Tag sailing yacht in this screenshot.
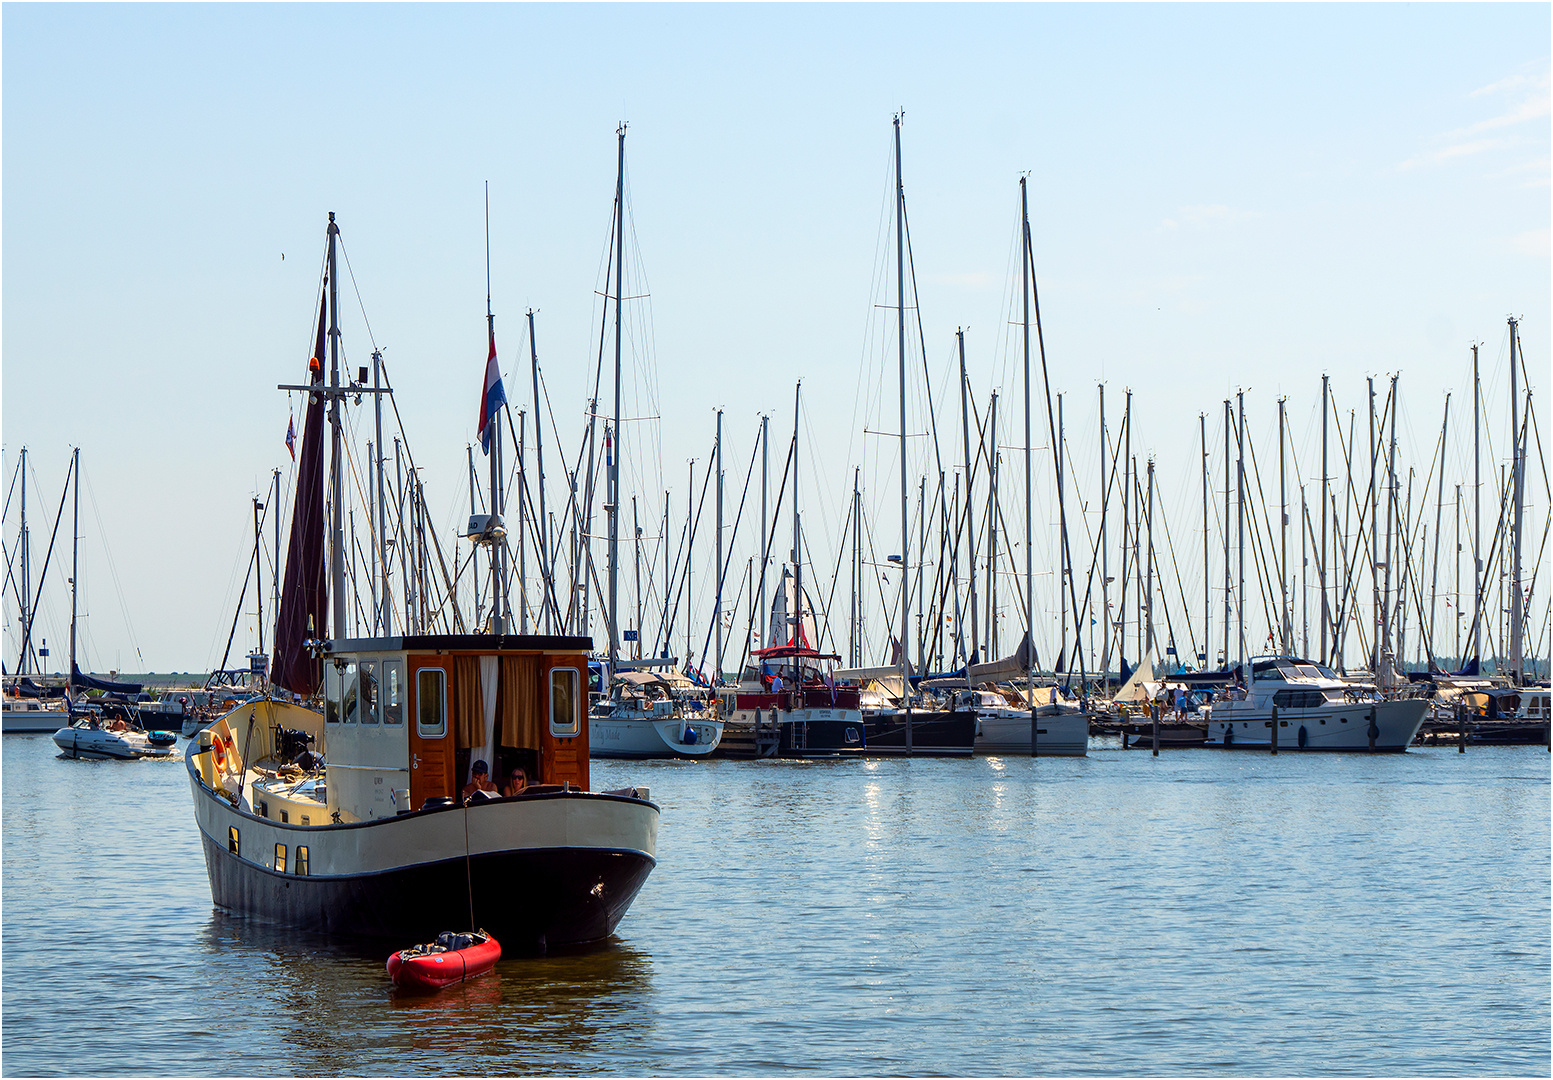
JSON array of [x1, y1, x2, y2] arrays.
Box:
[[185, 214, 659, 951], [590, 669, 722, 758], [719, 567, 866, 756]]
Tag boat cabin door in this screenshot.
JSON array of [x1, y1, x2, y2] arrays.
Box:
[[408, 657, 455, 810]]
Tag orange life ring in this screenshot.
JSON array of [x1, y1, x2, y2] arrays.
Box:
[[211, 734, 228, 773]]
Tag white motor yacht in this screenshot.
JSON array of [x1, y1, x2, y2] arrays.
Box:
[[1204, 656, 1427, 751]]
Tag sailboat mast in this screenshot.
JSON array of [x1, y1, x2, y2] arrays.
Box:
[[715, 407, 724, 683], [607, 123, 626, 684], [17, 447, 28, 675], [1279, 396, 1289, 652], [1320, 374, 1329, 663], [1200, 412, 1209, 671], [1509, 316, 1524, 685], [1471, 344, 1482, 663], [69, 447, 79, 692], [485, 185, 506, 635], [759, 413, 769, 649], [254, 496, 266, 654], [1021, 175, 1034, 747], [1429, 394, 1450, 663], [327, 214, 346, 640], [528, 311, 551, 634], [1236, 388, 1246, 674], [959, 330, 979, 665], [987, 392, 999, 658], [895, 115, 911, 746], [792, 382, 802, 686]]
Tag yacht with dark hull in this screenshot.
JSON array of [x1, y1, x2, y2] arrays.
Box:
[[187, 634, 658, 951], [187, 213, 658, 952]]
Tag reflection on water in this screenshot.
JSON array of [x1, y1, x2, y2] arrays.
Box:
[[2, 734, 1548, 1076]]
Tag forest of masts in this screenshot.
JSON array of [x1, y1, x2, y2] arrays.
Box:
[[10, 132, 1544, 695]]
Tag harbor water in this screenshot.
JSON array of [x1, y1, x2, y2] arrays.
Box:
[[2, 735, 1548, 1076]]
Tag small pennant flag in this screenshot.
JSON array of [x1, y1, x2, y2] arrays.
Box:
[[285, 415, 296, 460]]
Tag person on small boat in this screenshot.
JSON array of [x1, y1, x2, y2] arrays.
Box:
[[461, 760, 498, 802], [502, 768, 528, 797]]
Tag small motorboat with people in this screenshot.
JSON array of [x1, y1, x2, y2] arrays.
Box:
[[1203, 655, 1428, 751], [387, 929, 501, 992], [54, 711, 177, 760], [589, 668, 723, 759]]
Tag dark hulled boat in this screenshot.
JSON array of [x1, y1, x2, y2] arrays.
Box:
[[187, 214, 658, 952]]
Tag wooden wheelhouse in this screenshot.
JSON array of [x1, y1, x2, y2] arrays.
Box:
[[322, 634, 594, 819]]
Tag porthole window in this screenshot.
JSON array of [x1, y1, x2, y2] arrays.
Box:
[[275, 844, 287, 873], [296, 846, 310, 876], [228, 827, 240, 855], [550, 667, 581, 737]]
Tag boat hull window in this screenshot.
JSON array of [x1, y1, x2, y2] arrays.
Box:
[[383, 660, 404, 725], [228, 827, 240, 855], [417, 668, 447, 737], [274, 844, 287, 873], [296, 846, 309, 875], [551, 667, 580, 738]]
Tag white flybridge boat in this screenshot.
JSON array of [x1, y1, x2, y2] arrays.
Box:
[[1203, 656, 1428, 751], [186, 213, 658, 952], [590, 670, 722, 758]]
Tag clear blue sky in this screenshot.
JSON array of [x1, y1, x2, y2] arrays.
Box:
[[4, 4, 1548, 676]]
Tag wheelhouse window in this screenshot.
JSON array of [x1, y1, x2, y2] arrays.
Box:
[[341, 661, 360, 723], [274, 844, 287, 873], [417, 668, 447, 737], [228, 827, 240, 855], [325, 663, 341, 724], [550, 667, 581, 737], [360, 662, 379, 724], [382, 660, 404, 725]]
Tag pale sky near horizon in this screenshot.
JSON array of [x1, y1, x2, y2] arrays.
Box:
[[3, 3, 1548, 677]]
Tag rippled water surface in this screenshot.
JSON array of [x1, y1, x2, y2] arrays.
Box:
[[3, 736, 1548, 1076]]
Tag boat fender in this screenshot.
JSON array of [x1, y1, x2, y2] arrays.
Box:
[[683, 726, 698, 745], [211, 734, 229, 773], [1297, 725, 1307, 749]]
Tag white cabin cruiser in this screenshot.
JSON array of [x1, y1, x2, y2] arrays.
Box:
[[1204, 656, 1427, 751], [590, 670, 722, 759]]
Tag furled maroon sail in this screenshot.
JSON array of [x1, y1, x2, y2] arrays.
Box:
[[270, 286, 329, 696]]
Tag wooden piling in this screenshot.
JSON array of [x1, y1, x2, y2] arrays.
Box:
[[1270, 704, 1278, 755], [1151, 703, 1159, 756], [1457, 702, 1466, 754]]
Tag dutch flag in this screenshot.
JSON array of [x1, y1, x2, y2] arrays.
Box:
[[477, 328, 507, 455]]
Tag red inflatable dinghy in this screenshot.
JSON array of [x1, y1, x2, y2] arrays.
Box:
[[387, 930, 501, 991]]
